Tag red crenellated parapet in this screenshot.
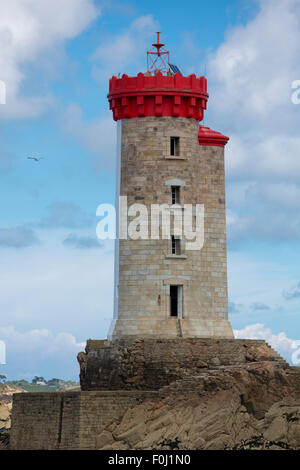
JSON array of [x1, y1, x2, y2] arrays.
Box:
[[198, 125, 229, 147], [107, 72, 209, 121]]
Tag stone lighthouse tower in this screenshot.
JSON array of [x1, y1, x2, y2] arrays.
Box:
[[11, 35, 297, 453], [107, 34, 233, 340]]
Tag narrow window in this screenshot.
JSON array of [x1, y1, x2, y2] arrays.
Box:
[[170, 285, 183, 318], [171, 235, 180, 255], [171, 186, 180, 205], [170, 137, 180, 156]]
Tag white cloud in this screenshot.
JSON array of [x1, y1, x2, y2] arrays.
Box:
[[63, 233, 103, 249], [227, 179, 300, 243], [0, 325, 85, 355], [226, 135, 300, 183], [250, 302, 270, 311], [0, 230, 113, 340], [0, 230, 114, 379], [37, 201, 95, 229], [102, 1, 138, 17], [178, 31, 204, 76], [234, 323, 297, 364], [0, 325, 85, 380], [206, 0, 300, 244], [282, 281, 300, 300], [209, 0, 300, 129], [227, 250, 298, 311], [70, 15, 159, 169], [91, 15, 159, 81], [0, 226, 38, 248], [60, 104, 116, 169], [0, 0, 99, 118]]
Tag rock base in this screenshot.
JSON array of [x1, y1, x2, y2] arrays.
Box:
[[9, 338, 300, 450], [77, 337, 288, 391]]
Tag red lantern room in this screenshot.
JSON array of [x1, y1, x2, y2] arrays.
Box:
[[107, 33, 228, 148]]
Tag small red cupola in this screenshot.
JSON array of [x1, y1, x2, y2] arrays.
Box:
[[198, 126, 229, 147]]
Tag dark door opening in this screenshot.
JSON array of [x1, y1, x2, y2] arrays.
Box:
[[170, 285, 183, 318], [170, 285, 178, 317]]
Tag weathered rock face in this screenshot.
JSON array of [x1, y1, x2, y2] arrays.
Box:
[[95, 363, 300, 450], [0, 384, 25, 450], [78, 338, 288, 391], [76, 337, 300, 450], [0, 384, 25, 431]]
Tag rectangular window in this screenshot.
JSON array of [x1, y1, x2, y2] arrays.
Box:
[[171, 235, 180, 255], [170, 136, 180, 156], [170, 285, 183, 318], [171, 186, 180, 205]]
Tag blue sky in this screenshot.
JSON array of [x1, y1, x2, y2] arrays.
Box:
[[1, 0, 300, 380]]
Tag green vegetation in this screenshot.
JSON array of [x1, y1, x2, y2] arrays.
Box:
[[5, 378, 80, 392]]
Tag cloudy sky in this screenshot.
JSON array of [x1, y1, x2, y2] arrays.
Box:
[[1, 0, 300, 380]]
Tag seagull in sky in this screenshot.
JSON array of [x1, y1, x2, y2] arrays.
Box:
[[27, 156, 43, 162]]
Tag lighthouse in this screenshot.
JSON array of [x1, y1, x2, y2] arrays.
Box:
[[107, 33, 233, 340]]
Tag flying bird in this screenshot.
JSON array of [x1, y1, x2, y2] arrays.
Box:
[[27, 157, 43, 162]]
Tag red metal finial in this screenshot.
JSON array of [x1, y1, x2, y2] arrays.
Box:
[[147, 32, 170, 74], [152, 32, 164, 55]]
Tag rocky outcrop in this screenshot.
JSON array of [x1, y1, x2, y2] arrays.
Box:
[[0, 384, 25, 450], [75, 338, 300, 450], [94, 362, 300, 450], [10, 338, 300, 450], [78, 338, 288, 391], [0, 384, 25, 431]]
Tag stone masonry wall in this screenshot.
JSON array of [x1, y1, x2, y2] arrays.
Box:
[[10, 392, 80, 450], [10, 391, 157, 450], [113, 116, 232, 339]]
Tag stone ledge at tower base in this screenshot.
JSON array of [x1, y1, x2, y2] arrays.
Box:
[[110, 318, 234, 341], [9, 338, 300, 450], [78, 337, 288, 391]]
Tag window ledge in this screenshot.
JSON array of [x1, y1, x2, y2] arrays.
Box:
[[165, 155, 186, 160], [165, 254, 187, 260], [165, 205, 184, 211]]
